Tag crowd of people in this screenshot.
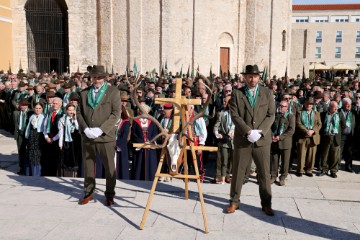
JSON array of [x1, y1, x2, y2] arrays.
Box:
[[0, 65, 359, 186]]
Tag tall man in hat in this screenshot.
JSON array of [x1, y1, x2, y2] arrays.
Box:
[[227, 64, 275, 216], [77, 65, 121, 206]]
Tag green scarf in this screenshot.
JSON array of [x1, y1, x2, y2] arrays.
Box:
[[245, 85, 259, 108], [301, 110, 314, 130], [324, 112, 339, 135], [88, 83, 108, 109], [272, 111, 289, 136], [46, 109, 62, 134], [341, 109, 352, 128]]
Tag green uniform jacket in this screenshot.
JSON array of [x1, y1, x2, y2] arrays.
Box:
[[77, 85, 121, 143], [229, 86, 276, 148]]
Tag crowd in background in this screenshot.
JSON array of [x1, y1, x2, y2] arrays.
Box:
[[0, 67, 359, 184]]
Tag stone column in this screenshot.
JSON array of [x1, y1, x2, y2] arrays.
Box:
[[11, 0, 27, 72]]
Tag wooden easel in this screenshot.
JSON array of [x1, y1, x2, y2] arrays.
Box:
[[133, 78, 217, 233]]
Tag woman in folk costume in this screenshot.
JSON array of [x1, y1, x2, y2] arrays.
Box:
[[25, 102, 45, 176], [186, 105, 208, 182], [131, 104, 159, 181], [116, 106, 131, 179], [58, 103, 81, 177]]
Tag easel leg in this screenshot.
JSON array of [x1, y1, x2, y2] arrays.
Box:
[[139, 148, 166, 230], [190, 144, 209, 233], [183, 142, 189, 200]]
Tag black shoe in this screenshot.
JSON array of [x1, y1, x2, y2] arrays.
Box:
[[318, 171, 326, 176], [305, 172, 313, 177], [296, 172, 303, 177], [345, 167, 355, 173], [330, 172, 337, 178]]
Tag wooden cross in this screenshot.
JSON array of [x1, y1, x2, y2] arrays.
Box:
[[135, 78, 218, 233]]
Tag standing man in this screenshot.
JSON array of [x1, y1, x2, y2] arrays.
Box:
[[339, 98, 356, 172], [77, 65, 121, 206], [270, 98, 295, 186], [296, 97, 322, 177], [227, 65, 275, 216], [14, 99, 32, 175], [319, 101, 345, 178]]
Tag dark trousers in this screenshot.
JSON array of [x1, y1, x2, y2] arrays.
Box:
[[15, 131, 27, 174], [44, 140, 60, 177], [230, 145, 272, 207], [320, 135, 340, 173], [82, 140, 116, 198], [271, 143, 291, 180], [340, 135, 353, 170]]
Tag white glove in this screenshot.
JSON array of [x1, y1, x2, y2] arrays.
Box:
[[84, 128, 96, 139], [91, 127, 103, 138], [116, 147, 121, 151], [247, 130, 262, 143], [215, 133, 223, 139]]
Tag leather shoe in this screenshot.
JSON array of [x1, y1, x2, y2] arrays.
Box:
[[330, 172, 337, 178], [296, 172, 303, 177], [318, 171, 326, 176], [279, 179, 285, 186], [225, 177, 232, 184], [305, 172, 313, 177], [345, 167, 355, 173], [262, 206, 274, 216], [225, 203, 240, 213], [105, 197, 115, 206], [79, 195, 93, 205]]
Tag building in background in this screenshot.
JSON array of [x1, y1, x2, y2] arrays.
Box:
[[8, 0, 292, 78], [0, 0, 13, 72], [291, 4, 360, 77]]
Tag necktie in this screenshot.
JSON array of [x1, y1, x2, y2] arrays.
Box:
[[51, 111, 57, 123]]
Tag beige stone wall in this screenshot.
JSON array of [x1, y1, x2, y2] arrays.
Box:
[[10, 0, 292, 76], [11, 0, 98, 73], [67, 0, 98, 73]]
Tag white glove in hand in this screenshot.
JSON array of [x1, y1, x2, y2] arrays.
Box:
[[247, 130, 262, 143], [91, 127, 103, 138], [84, 128, 96, 139]]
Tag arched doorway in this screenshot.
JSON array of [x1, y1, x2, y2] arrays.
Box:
[[25, 0, 69, 73]]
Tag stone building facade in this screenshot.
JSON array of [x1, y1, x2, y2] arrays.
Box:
[[10, 0, 292, 77]]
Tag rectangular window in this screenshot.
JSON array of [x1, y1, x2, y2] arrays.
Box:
[[357, 31, 360, 43], [311, 16, 329, 23], [331, 16, 349, 22], [316, 31, 322, 43], [335, 47, 341, 58], [293, 17, 309, 23], [315, 47, 322, 59], [336, 31, 342, 43], [356, 47, 360, 58]]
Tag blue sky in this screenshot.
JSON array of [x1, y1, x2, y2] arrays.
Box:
[[293, 0, 360, 4]]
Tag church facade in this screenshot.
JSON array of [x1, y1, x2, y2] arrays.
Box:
[[11, 0, 292, 77]]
